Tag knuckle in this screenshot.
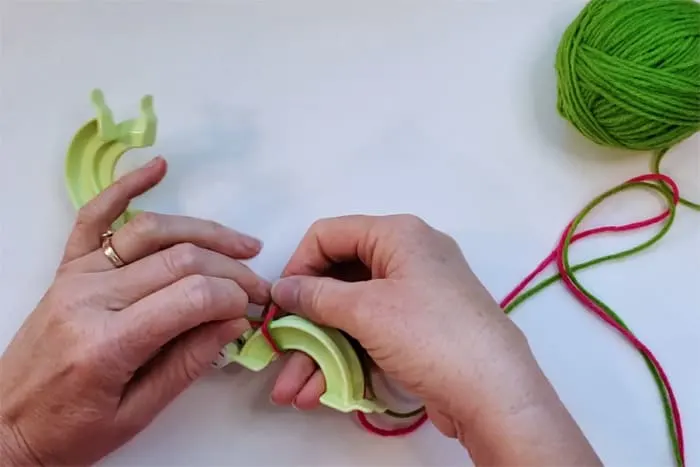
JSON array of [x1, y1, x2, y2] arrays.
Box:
[[391, 214, 430, 233], [70, 349, 96, 379], [307, 280, 326, 317], [118, 417, 147, 440], [387, 214, 436, 244], [47, 279, 89, 315], [180, 274, 213, 312], [109, 177, 128, 194], [67, 330, 107, 380], [92, 334, 131, 378], [205, 219, 227, 235], [55, 262, 75, 277], [437, 229, 459, 248], [309, 217, 331, 234], [180, 344, 205, 382], [165, 243, 202, 277], [304, 279, 342, 324], [75, 203, 98, 228], [129, 211, 161, 238], [227, 285, 249, 314]]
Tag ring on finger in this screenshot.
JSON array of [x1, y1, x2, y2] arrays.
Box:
[[101, 230, 126, 268]]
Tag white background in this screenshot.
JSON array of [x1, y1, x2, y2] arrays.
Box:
[[1, 1, 698, 465]]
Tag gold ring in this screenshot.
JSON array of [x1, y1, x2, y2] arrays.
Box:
[[100, 230, 126, 268]]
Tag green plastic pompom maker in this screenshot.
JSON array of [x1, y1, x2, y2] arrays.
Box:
[[64, 90, 385, 415], [214, 315, 386, 414], [65, 89, 157, 229]]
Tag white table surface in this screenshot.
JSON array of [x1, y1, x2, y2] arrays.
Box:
[[1, 1, 698, 465]]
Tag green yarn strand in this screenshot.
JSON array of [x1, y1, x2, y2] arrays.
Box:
[[557, 186, 682, 467], [578, 47, 699, 125], [547, 1, 698, 464], [502, 182, 676, 316], [503, 180, 681, 465], [502, 184, 675, 314], [652, 149, 700, 210]]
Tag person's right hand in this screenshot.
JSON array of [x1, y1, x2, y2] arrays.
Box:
[[269, 215, 601, 465]]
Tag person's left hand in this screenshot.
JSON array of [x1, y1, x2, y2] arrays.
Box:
[[0, 157, 271, 466]]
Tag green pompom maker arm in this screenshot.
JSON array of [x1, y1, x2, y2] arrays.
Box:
[[215, 316, 386, 414], [65, 89, 157, 228]]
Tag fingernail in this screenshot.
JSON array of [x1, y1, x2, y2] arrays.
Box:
[[269, 395, 279, 405], [243, 235, 262, 251], [143, 156, 162, 169], [257, 281, 272, 301], [271, 277, 301, 311]]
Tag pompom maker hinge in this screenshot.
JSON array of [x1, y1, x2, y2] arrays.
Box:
[[65, 89, 157, 228], [214, 315, 386, 414]]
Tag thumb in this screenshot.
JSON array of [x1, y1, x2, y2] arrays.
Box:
[[271, 276, 363, 333], [117, 319, 250, 430]]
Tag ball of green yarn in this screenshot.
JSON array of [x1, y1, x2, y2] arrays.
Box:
[[555, 0, 700, 152]]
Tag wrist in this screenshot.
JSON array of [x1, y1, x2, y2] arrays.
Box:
[[447, 342, 601, 465], [0, 416, 42, 466], [441, 320, 547, 423], [455, 366, 561, 459]]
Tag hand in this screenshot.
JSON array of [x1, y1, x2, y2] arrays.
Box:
[[268, 215, 600, 465], [0, 157, 271, 466], [268, 214, 528, 423]]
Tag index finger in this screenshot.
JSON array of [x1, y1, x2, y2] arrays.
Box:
[[61, 156, 167, 264], [281, 215, 381, 278], [114, 275, 250, 368]]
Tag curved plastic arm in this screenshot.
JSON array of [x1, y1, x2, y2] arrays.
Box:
[[65, 89, 157, 227], [220, 316, 385, 414]]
